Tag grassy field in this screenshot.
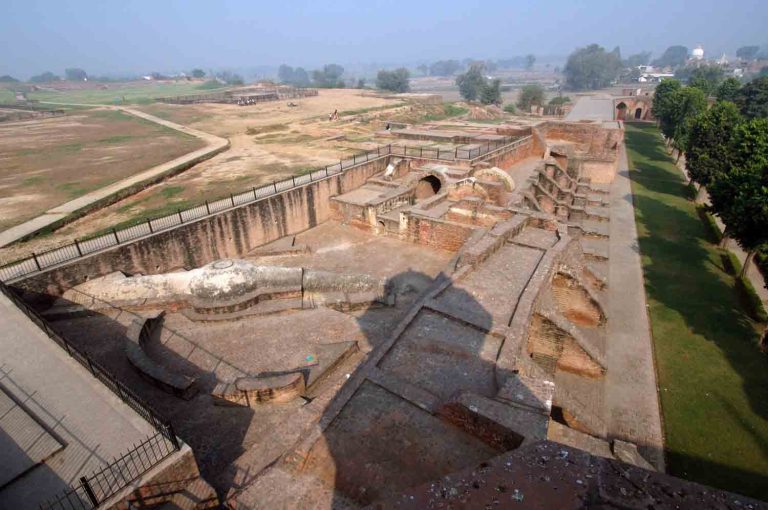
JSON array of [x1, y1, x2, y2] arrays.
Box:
[[20, 81, 231, 105], [625, 122, 768, 500]]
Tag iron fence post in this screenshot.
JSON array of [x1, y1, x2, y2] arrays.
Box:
[[230, 194, 235, 207], [292, 176, 296, 187], [273, 181, 278, 193], [74, 239, 82, 257], [113, 228, 120, 244], [177, 209, 184, 224], [80, 477, 99, 507], [167, 424, 181, 451], [206, 200, 211, 214], [147, 219, 153, 234]]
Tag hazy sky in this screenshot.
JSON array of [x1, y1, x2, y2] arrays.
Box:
[[2, 0, 766, 78]]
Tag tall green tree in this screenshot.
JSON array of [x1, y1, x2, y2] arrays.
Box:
[[670, 87, 708, 161], [455, 63, 486, 101], [525, 54, 536, 70], [312, 64, 345, 88], [64, 68, 87, 81], [429, 60, 461, 77], [716, 77, 742, 103], [190, 68, 206, 79], [652, 79, 683, 139], [653, 45, 689, 68], [376, 68, 410, 93], [678, 65, 724, 96], [709, 161, 768, 277], [29, 71, 59, 83], [686, 101, 743, 194], [517, 84, 545, 111], [735, 76, 768, 119], [563, 44, 622, 90], [624, 51, 652, 67], [479, 79, 502, 105]]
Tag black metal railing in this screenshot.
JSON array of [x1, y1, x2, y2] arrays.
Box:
[[0, 136, 531, 283], [0, 282, 182, 509], [39, 431, 179, 510]]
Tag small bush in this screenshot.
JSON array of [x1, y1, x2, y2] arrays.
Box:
[[697, 205, 723, 244], [503, 104, 516, 114], [735, 276, 768, 323], [721, 250, 742, 276]]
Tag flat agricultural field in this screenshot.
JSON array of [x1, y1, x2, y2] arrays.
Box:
[[0, 108, 203, 231], [625, 122, 768, 500], [23, 80, 231, 105]]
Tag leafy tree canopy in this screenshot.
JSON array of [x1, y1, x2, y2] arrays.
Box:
[[190, 68, 206, 79], [0, 75, 18, 82], [479, 78, 502, 105], [525, 54, 536, 70], [278, 65, 310, 87], [29, 71, 59, 83], [64, 68, 87, 81], [716, 77, 742, 103], [675, 64, 724, 95], [563, 44, 622, 91], [735, 76, 768, 120], [429, 60, 461, 77], [376, 68, 410, 93], [670, 87, 708, 154], [455, 63, 486, 101], [653, 45, 689, 68], [652, 79, 683, 139], [709, 161, 768, 253], [686, 101, 743, 188], [312, 64, 345, 88], [517, 84, 545, 111], [624, 51, 652, 68]]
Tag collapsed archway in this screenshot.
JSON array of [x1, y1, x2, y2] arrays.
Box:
[[615, 102, 627, 121], [414, 175, 442, 200]]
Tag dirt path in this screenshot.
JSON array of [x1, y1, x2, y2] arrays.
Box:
[[0, 105, 229, 248]]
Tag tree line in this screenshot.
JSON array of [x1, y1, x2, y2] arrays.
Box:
[[652, 75, 768, 332]]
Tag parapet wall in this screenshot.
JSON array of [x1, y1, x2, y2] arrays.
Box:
[[534, 120, 623, 159], [15, 157, 389, 302]]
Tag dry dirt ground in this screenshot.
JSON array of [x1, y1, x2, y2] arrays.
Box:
[[0, 90, 464, 263], [0, 109, 202, 231]]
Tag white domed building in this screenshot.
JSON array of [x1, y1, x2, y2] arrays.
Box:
[[692, 45, 704, 61]]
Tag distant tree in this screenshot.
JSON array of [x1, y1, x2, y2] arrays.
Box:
[[429, 60, 461, 77], [652, 79, 683, 139], [479, 79, 502, 105], [736, 45, 760, 61], [0, 75, 19, 82], [356, 78, 366, 89], [376, 68, 410, 93], [278, 64, 294, 84], [563, 44, 622, 90], [417, 64, 429, 76], [716, 77, 742, 103], [64, 68, 87, 81], [709, 160, 768, 277], [485, 60, 498, 73], [312, 64, 345, 88], [624, 51, 652, 68], [29, 71, 59, 83], [517, 84, 545, 111], [686, 101, 743, 195], [735, 76, 768, 119], [525, 54, 536, 70], [503, 103, 517, 114], [549, 96, 571, 105], [676, 64, 724, 95], [190, 68, 206, 79], [653, 45, 689, 68], [455, 63, 486, 101], [216, 71, 244, 85]]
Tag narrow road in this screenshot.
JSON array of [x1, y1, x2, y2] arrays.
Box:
[[0, 105, 229, 248], [566, 95, 615, 121]]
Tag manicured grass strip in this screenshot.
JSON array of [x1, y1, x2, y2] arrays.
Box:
[[625, 122, 768, 501]]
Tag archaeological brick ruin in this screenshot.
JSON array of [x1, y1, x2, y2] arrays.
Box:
[[2, 110, 765, 510]]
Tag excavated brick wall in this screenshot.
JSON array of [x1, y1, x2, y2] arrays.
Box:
[[15, 158, 388, 302], [404, 215, 477, 252]]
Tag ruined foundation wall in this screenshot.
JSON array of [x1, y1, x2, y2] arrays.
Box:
[[15, 158, 389, 301], [404, 215, 478, 252], [473, 137, 539, 169], [535, 121, 623, 158]]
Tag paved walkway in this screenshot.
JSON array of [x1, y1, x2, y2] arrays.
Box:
[[566, 95, 615, 121], [0, 291, 155, 508], [674, 152, 768, 306], [0, 106, 229, 248], [604, 144, 665, 470]]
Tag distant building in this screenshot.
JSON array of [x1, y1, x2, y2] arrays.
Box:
[[692, 44, 705, 60]]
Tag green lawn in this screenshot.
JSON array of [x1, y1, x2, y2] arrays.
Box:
[[625, 122, 768, 500], [24, 81, 231, 105]]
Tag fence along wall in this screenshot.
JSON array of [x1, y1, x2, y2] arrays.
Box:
[[13, 156, 389, 303]]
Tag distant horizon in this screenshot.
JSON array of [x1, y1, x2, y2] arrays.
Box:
[[2, 0, 766, 80]]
